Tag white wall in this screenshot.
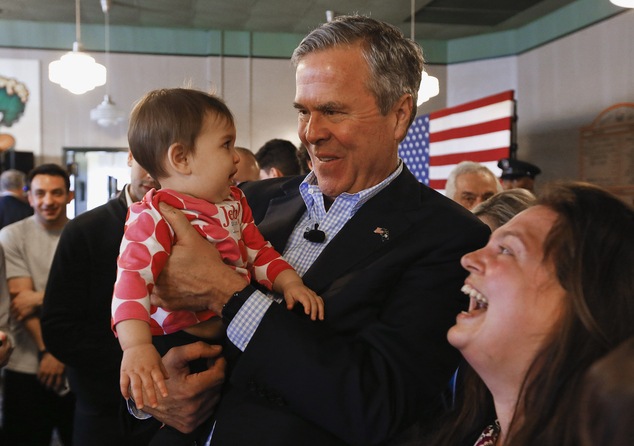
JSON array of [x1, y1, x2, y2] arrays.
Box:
[[251, 58, 299, 149], [516, 8, 634, 184], [446, 56, 518, 108], [0, 48, 299, 163]]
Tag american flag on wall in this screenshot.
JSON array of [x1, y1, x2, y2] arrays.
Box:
[[398, 90, 515, 194]]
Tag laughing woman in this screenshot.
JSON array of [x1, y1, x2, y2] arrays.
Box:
[[430, 182, 634, 446]]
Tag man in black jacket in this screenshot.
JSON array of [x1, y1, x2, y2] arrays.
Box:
[[41, 152, 158, 445], [0, 169, 32, 229], [133, 16, 490, 445]]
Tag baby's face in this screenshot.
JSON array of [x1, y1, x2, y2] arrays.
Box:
[[188, 113, 239, 203]]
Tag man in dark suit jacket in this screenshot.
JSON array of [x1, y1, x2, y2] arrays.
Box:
[[142, 16, 490, 445], [0, 169, 32, 229], [40, 152, 159, 445]]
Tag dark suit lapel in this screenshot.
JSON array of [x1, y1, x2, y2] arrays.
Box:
[[302, 169, 422, 294], [256, 182, 307, 254]]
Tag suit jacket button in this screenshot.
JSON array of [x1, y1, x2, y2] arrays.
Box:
[[247, 382, 257, 392], [275, 396, 285, 406]]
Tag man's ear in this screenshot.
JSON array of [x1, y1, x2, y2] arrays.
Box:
[[270, 167, 284, 178], [167, 143, 192, 175], [392, 93, 414, 142]]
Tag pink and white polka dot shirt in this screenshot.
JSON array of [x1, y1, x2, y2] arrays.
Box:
[[111, 187, 293, 336]]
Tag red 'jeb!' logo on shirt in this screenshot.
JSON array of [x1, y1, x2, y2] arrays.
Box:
[[221, 204, 240, 228]]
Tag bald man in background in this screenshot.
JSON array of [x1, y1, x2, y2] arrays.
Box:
[[233, 147, 261, 185]]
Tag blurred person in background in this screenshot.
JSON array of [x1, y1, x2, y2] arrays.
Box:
[[255, 138, 301, 179], [297, 143, 313, 174], [446, 161, 501, 211], [497, 158, 541, 192], [0, 164, 75, 446], [579, 336, 634, 446], [0, 169, 33, 229], [233, 147, 261, 185], [472, 188, 536, 231]]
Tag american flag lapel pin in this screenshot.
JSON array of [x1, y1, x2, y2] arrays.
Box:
[[374, 227, 389, 242]]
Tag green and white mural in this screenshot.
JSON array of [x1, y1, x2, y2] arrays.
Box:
[[0, 59, 41, 154]]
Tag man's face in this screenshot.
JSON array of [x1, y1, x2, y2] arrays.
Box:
[[128, 152, 160, 202], [453, 172, 499, 210], [28, 174, 72, 229], [502, 176, 534, 192], [294, 45, 411, 201]]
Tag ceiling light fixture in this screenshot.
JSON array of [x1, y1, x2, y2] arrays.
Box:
[[48, 0, 106, 95], [90, 0, 126, 126], [609, 0, 634, 7], [411, 0, 439, 106]]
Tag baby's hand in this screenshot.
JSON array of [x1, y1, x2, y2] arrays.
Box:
[[284, 283, 324, 321], [120, 344, 170, 409]]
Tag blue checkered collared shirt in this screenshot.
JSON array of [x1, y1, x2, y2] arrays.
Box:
[[227, 160, 404, 351]]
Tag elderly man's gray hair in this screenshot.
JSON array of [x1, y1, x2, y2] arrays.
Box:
[[0, 169, 26, 193], [445, 161, 502, 200], [291, 15, 425, 130]]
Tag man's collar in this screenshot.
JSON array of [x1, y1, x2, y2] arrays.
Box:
[[123, 184, 135, 208], [299, 159, 404, 209], [35, 216, 69, 231]]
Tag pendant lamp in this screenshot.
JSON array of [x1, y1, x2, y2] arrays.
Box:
[[610, 0, 634, 7], [90, 0, 126, 126], [49, 0, 106, 95]]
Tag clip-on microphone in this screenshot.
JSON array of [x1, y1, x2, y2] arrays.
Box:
[[303, 223, 326, 243]]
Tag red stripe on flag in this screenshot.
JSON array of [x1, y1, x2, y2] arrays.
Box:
[[430, 90, 514, 120], [430, 118, 512, 143], [429, 179, 447, 190], [429, 147, 510, 166]]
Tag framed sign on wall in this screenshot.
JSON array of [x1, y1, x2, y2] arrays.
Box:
[[580, 103, 634, 205]]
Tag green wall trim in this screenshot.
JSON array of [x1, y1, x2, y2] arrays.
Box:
[[0, 20, 218, 54], [416, 40, 448, 64], [252, 32, 306, 58], [0, 0, 628, 63], [223, 30, 250, 56], [446, 0, 624, 63]]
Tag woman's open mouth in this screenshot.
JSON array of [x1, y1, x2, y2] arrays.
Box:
[[462, 283, 488, 313]]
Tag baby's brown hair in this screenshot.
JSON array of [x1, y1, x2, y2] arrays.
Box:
[[128, 88, 234, 180]]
